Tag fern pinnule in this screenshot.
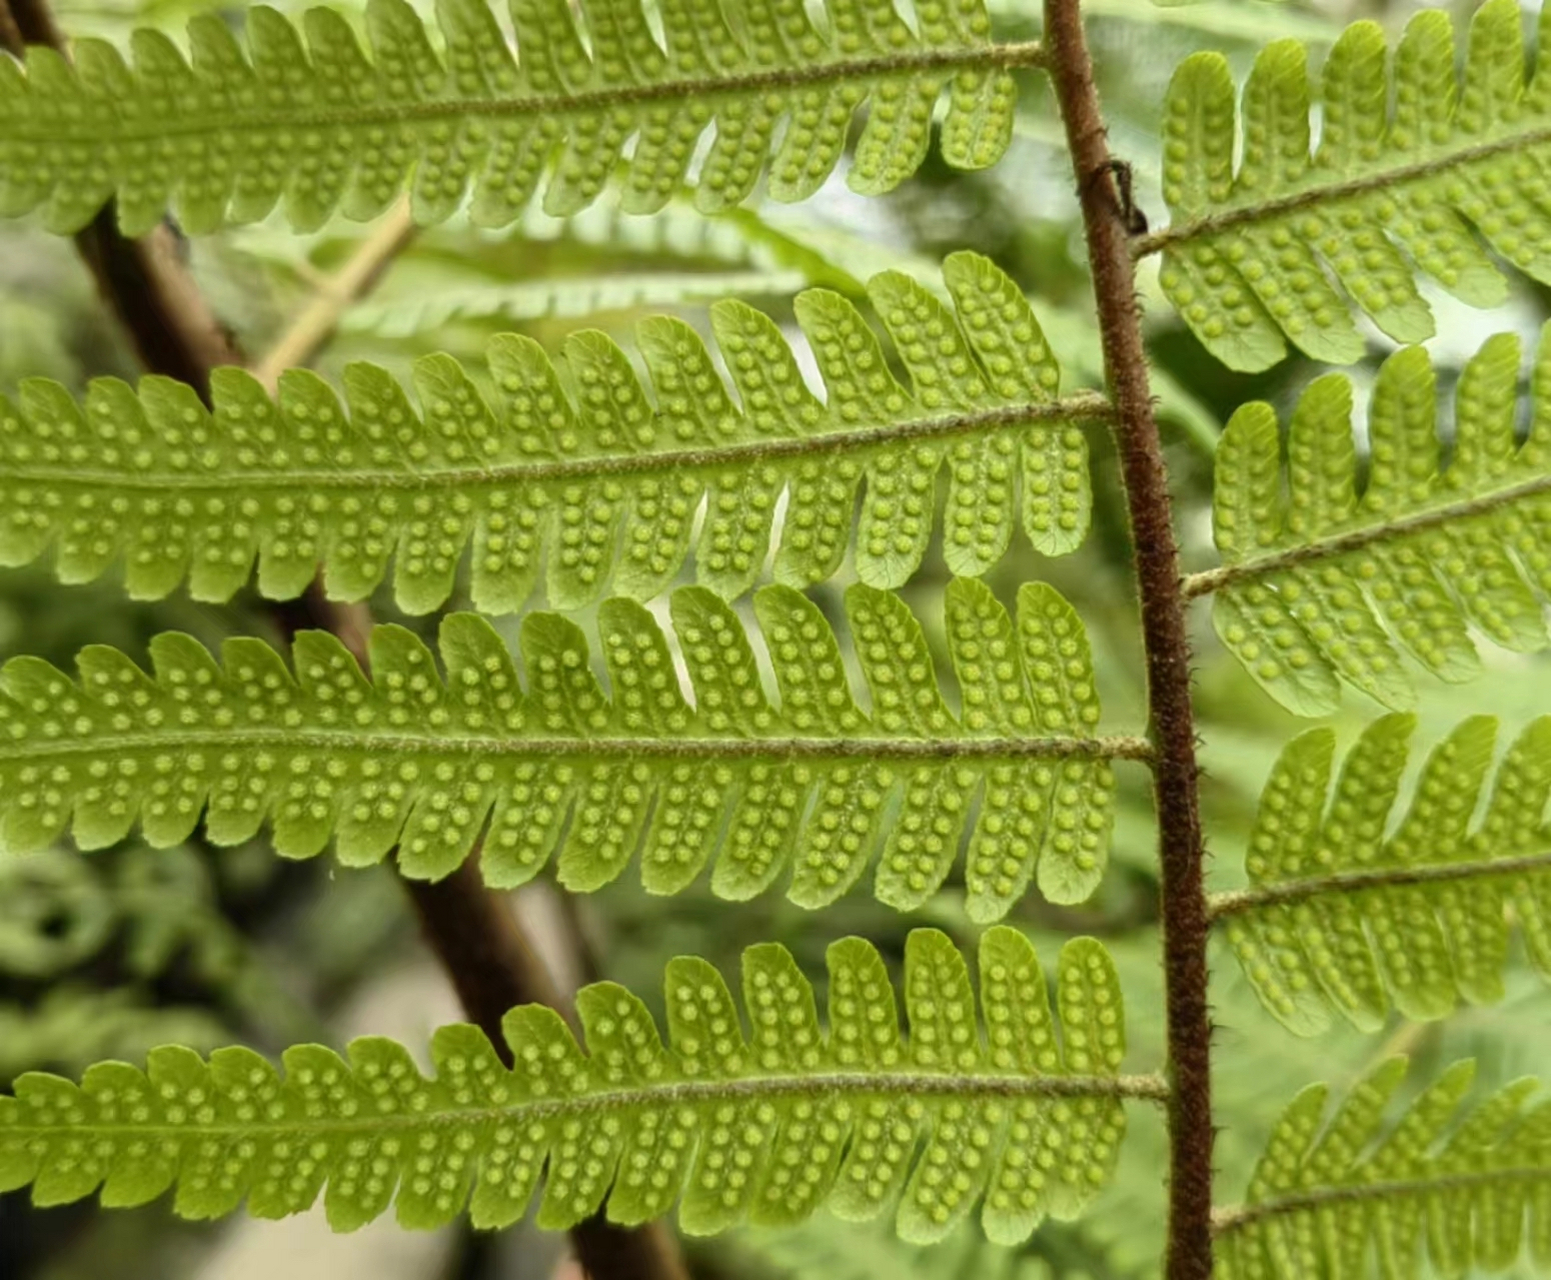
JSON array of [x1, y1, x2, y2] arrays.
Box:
[[1147, 0, 1551, 371], [0, 0, 1033, 236], [1190, 327, 1551, 716], [0, 254, 1104, 614], [0, 579, 1139, 918], [1217, 1057, 1551, 1279], [0, 928, 1149, 1242], [1215, 713, 1551, 1035]]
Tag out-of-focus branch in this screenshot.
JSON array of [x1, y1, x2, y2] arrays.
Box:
[[251, 200, 418, 386]]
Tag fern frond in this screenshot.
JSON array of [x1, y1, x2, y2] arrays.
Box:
[[0, 928, 1155, 1240], [1216, 1058, 1551, 1280], [1144, 0, 1551, 371], [0, 253, 1105, 614], [739, 1213, 1056, 1280], [0, 580, 1143, 918], [1185, 329, 1551, 716], [0, 0, 1038, 237], [338, 194, 846, 336], [344, 268, 812, 336], [1214, 713, 1551, 1036]]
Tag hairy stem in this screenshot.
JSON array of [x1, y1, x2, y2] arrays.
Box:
[[1130, 125, 1551, 260], [1207, 845, 1551, 922], [1181, 472, 1551, 600], [1042, 2, 1213, 1278], [0, 393, 1116, 491], [1211, 1167, 1551, 1238], [6, 1071, 1173, 1142], [0, 732, 1158, 766], [1, 7, 688, 1275]]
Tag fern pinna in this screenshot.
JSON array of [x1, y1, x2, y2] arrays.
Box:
[[1145, 0, 1551, 371], [1219, 713, 1551, 1035], [1193, 327, 1551, 716], [3, 0, 1551, 1279], [0, 254, 1099, 613], [0, 929, 1146, 1241], [0, 0, 1033, 234], [1219, 1059, 1551, 1280], [0, 579, 1133, 917]]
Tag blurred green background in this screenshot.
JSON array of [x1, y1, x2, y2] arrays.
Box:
[[2, 0, 1549, 1276]]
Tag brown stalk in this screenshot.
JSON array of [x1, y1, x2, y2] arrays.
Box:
[[2, 4, 689, 1275], [1041, 1, 1214, 1278]]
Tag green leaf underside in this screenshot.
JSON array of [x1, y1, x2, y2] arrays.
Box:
[[0, 928, 1133, 1243], [0, 0, 1028, 236], [1205, 328, 1551, 716], [1155, 0, 1551, 371], [1220, 714, 1551, 1036], [1218, 1058, 1551, 1280], [0, 253, 1097, 615], [0, 579, 1121, 920]]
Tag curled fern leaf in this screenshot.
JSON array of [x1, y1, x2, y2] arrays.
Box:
[[1189, 328, 1551, 716], [1215, 713, 1551, 1036], [0, 254, 1104, 614], [1217, 1058, 1551, 1279], [0, 928, 1150, 1241], [0, 579, 1140, 918], [0, 0, 1036, 236], [1147, 0, 1551, 371]]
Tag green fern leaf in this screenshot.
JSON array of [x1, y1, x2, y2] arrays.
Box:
[[0, 0, 1037, 237], [740, 1213, 1057, 1280], [0, 254, 1103, 613], [0, 580, 1139, 919], [0, 928, 1150, 1241], [1189, 327, 1551, 716], [344, 268, 813, 336], [1217, 1057, 1551, 1279], [334, 192, 869, 337], [1215, 713, 1551, 1036], [1147, 0, 1551, 371]]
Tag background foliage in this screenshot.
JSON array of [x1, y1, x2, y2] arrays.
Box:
[[2, 0, 1549, 1277]]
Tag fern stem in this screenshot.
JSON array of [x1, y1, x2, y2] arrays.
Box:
[[0, 393, 1116, 491], [252, 199, 419, 390], [1043, 2, 1214, 1278], [1207, 845, 1551, 922], [0, 0, 240, 394], [0, 729, 1157, 765], [1130, 126, 1551, 260], [1180, 471, 1551, 600], [1211, 1167, 1551, 1239]]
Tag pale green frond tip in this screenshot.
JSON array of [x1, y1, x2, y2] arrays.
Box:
[[0, 0, 1031, 237], [0, 255, 1100, 615], [1219, 1057, 1551, 1279], [0, 579, 1127, 920], [1198, 327, 1551, 715], [0, 929, 1137, 1242], [1217, 713, 1551, 1036], [1152, 0, 1551, 371]]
